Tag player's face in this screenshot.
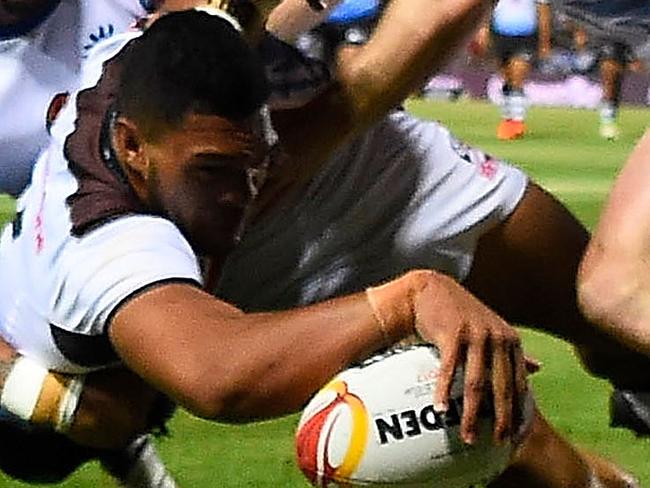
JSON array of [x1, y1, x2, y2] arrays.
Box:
[[143, 111, 269, 256]]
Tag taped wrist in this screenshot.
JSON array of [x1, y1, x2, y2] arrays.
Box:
[[0, 356, 85, 433], [365, 272, 428, 346]]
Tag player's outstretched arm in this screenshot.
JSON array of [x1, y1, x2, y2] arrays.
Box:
[[268, 0, 492, 192], [108, 270, 525, 444], [578, 130, 650, 357]]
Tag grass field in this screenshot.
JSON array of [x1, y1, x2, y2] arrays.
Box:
[[2, 99, 650, 487]]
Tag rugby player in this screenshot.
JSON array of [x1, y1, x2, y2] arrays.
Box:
[[550, 1, 648, 139], [595, 40, 637, 140], [0, 1, 644, 486], [473, 0, 552, 140], [0, 2, 232, 485], [0, 1, 521, 486]]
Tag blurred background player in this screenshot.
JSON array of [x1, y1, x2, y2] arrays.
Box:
[[551, 0, 649, 138], [596, 40, 639, 140], [474, 0, 552, 140]]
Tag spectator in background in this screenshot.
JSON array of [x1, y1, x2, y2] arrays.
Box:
[[474, 0, 552, 140]]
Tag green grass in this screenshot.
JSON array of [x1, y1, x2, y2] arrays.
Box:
[[2, 100, 650, 487]]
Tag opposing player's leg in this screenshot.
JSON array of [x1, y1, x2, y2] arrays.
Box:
[[491, 408, 639, 488], [464, 182, 650, 391]]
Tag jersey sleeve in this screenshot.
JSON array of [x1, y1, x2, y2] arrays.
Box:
[[50, 215, 202, 337]]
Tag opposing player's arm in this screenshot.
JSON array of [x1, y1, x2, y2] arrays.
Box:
[[108, 271, 525, 444], [578, 129, 650, 357], [266, 0, 491, 195], [0, 335, 159, 449]]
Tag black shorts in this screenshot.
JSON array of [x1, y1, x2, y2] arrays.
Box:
[[597, 41, 635, 64], [492, 32, 537, 64]]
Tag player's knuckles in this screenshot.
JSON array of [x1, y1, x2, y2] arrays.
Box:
[[490, 326, 520, 348], [465, 327, 489, 346]]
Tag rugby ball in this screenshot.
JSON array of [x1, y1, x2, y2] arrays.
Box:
[[296, 345, 532, 487]]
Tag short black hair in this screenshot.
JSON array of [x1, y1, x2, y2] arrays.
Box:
[[115, 9, 270, 138]]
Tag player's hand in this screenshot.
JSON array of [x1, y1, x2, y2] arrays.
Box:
[[367, 270, 526, 446]]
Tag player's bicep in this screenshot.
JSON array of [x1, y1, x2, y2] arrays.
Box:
[[108, 283, 244, 414]]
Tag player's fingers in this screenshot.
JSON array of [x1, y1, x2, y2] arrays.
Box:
[[460, 332, 487, 445], [514, 345, 528, 402], [513, 346, 528, 432], [490, 337, 513, 445], [434, 335, 461, 414]]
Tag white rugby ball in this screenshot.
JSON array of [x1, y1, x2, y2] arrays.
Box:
[[296, 345, 531, 488]]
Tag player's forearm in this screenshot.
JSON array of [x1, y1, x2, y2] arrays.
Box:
[[108, 273, 445, 422], [578, 243, 650, 357], [110, 285, 397, 420], [335, 0, 489, 123], [0, 338, 158, 449]]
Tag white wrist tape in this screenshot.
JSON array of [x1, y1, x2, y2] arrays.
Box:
[[1, 356, 48, 422], [0, 356, 85, 433]]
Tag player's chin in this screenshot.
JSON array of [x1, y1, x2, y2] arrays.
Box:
[[192, 213, 246, 255]]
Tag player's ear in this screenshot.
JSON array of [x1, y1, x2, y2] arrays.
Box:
[[111, 116, 149, 185]]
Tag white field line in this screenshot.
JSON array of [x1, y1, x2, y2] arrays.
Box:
[[536, 177, 613, 198]]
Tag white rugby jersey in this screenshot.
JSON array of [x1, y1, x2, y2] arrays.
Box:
[[492, 0, 548, 37], [217, 111, 528, 312], [0, 0, 154, 196], [0, 31, 202, 373]]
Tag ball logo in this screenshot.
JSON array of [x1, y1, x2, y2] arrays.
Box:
[[296, 380, 369, 487]]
